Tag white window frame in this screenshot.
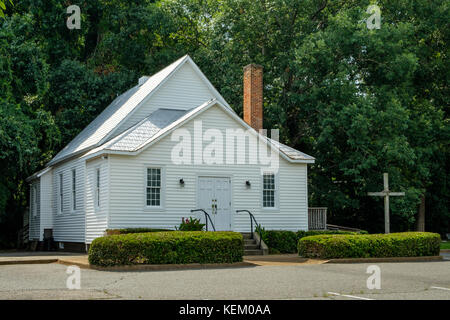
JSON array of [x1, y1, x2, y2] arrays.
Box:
[[29, 186, 33, 219], [58, 173, 63, 214], [31, 184, 37, 217], [261, 171, 279, 210], [144, 166, 165, 210], [95, 167, 101, 210], [71, 168, 77, 212], [33, 184, 37, 217]]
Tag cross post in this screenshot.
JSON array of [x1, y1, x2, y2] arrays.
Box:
[[367, 173, 405, 234]]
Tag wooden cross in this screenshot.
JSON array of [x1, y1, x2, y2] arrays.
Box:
[[367, 173, 405, 234]]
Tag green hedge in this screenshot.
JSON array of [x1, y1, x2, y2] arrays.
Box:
[[261, 230, 299, 254], [105, 228, 172, 235], [298, 232, 441, 259], [89, 231, 243, 266], [297, 230, 368, 239], [258, 228, 366, 254]]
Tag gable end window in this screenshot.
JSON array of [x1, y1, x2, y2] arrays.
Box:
[[263, 173, 276, 208], [71, 169, 76, 211], [146, 168, 161, 207]]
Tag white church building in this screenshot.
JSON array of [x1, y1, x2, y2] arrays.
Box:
[[26, 55, 314, 251]]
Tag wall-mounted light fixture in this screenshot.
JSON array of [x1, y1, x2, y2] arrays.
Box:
[[179, 178, 185, 186], [245, 180, 251, 188]]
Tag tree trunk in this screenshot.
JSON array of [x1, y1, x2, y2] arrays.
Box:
[[416, 195, 425, 231]]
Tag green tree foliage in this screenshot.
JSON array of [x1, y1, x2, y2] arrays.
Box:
[[163, 0, 449, 234], [0, 0, 448, 247], [0, 1, 13, 18]]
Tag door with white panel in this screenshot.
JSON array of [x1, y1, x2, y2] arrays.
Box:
[[197, 177, 232, 231]]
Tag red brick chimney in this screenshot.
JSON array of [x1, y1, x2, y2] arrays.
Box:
[[243, 64, 263, 131]]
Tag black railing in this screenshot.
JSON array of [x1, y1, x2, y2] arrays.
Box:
[[190, 209, 216, 232], [236, 210, 262, 249]]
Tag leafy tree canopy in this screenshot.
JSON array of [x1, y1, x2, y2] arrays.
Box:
[[0, 0, 448, 246]]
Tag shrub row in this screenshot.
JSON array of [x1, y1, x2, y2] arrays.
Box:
[[298, 232, 441, 259], [89, 231, 244, 266], [258, 228, 366, 254], [105, 228, 172, 236]]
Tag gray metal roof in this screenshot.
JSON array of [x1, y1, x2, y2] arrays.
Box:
[[47, 55, 190, 166], [268, 139, 315, 161], [104, 108, 189, 152], [45, 52, 314, 168], [83, 99, 314, 163], [48, 85, 141, 165]]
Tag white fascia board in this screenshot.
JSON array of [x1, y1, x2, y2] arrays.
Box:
[[183, 56, 231, 109], [98, 55, 189, 146], [214, 103, 314, 164], [26, 166, 52, 182], [81, 99, 217, 162], [83, 100, 314, 164], [101, 55, 231, 146]]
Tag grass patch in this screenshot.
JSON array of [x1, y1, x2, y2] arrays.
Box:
[[441, 242, 450, 250]]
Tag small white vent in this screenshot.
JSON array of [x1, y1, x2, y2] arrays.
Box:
[[58, 242, 64, 249], [138, 76, 150, 86]]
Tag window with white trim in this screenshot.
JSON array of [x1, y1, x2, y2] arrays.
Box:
[[59, 173, 63, 213], [31, 184, 37, 217], [30, 187, 33, 218], [33, 185, 37, 216], [95, 168, 100, 208], [146, 168, 161, 207], [263, 173, 276, 208], [71, 169, 76, 211]]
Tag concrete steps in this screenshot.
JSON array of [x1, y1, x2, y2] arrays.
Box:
[[241, 233, 264, 255]]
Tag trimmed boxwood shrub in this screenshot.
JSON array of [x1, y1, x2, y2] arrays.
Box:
[[89, 231, 243, 266], [105, 228, 172, 236], [261, 230, 299, 254], [297, 230, 367, 239], [257, 227, 367, 254], [298, 232, 441, 259]]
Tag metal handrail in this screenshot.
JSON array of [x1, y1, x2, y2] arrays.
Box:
[[190, 209, 216, 232], [236, 210, 262, 249]]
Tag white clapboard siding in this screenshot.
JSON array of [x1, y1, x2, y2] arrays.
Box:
[[39, 169, 53, 240], [29, 179, 40, 240], [108, 104, 308, 232], [51, 158, 86, 243], [85, 157, 109, 243], [114, 63, 216, 136]]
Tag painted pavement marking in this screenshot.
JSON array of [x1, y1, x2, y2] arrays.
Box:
[[430, 286, 450, 291], [327, 292, 374, 300]]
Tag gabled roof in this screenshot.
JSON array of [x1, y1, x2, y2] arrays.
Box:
[[47, 55, 229, 167], [268, 139, 315, 161], [49, 85, 143, 166], [83, 99, 315, 164], [26, 167, 52, 182], [104, 108, 189, 152]]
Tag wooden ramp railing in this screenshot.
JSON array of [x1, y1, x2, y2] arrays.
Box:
[[308, 207, 327, 230], [326, 224, 363, 232]]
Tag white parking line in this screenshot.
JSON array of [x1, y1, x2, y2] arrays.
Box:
[[430, 286, 450, 291], [327, 292, 374, 300]]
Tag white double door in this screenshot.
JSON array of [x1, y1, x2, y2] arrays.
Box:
[[197, 177, 232, 231]]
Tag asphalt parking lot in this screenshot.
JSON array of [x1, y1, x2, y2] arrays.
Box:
[[0, 260, 449, 300]]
